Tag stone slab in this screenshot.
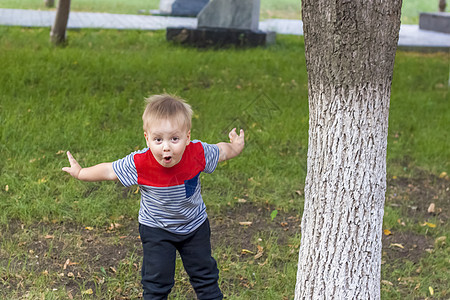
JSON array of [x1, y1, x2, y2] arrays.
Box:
[[419, 12, 450, 34], [167, 26, 275, 47], [198, 0, 260, 31], [398, 24, 450, 52]]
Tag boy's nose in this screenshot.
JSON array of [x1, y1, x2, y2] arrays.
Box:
[[162, 143, 170, 151]]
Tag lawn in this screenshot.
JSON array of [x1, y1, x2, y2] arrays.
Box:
[[0, 20, 449, 300], [0, 0, 448, 23]]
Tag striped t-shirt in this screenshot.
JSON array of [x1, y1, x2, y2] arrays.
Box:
[[112, 140, 220, 235]]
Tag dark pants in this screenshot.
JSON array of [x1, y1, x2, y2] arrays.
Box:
[[139, 219, 223, 300]]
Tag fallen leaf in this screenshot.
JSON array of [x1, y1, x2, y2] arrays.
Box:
[[83, 289, 93, 295], [85, 226, 94, 231], [108, 223, 122, 230], [390, 243, 404, 249], [421, 222, 436, 228], [239, 221, 252, 226], [381, 280, 393, 286], [435, 236, 446, 246], [427, 203, 435, 213], [439, 171, 447, 178], [56, 150, 65, 155], [241, 249, 254, 255], [67, 272, 74, 278], [37, 177, 47, 184], [383, 229, 392, 236], [134, 186, 140, 194], [254, 245, 264, 259], [63, 259, 70, 270], [110, 266, 117, 273], [44, 235, 54, 239], [4, 185, 9, 192], [258, 258, 268, 266], [429, 286, 434, 296], [270, 210, 278, 221], [397, 219, 406, 226], [237, 198, 247, 203]]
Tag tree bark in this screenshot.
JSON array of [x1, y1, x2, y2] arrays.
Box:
[[50, 0, 71, 45], [439, 0, 446, 12], [295, 0, 402, 299]]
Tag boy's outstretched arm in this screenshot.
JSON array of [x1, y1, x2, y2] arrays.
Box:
[[62, 151, 118, 182], [217, 128, 245, 163]]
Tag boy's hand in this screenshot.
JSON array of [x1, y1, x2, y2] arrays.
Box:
[[228, 128, 245, 152], [62, 151, 82, 179], [217, 128, 245, 162], [62, 151, 117, 182]]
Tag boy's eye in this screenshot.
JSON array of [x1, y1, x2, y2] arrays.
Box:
[[172, 137, 179, 142], [154, 138, 162, 143]]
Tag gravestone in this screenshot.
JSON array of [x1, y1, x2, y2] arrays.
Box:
[[197, 0, 260, 30], [419, 12, 450, 34], [158, 0, 175, 14], [152, 0, 209, 17], [167, 0, 275, 47]]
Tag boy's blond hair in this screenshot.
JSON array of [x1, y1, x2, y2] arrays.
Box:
[[142, 94, 193, 132]]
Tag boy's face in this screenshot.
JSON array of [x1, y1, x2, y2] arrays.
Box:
[[144, 118, 190, 168]]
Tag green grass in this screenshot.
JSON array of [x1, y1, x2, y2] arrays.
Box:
[[0, 26, 449, 299], [389, 52, 450, 176], [0, 0, 448, 23]]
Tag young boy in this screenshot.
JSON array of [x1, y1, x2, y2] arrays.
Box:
[[62, 94, 244, 300]]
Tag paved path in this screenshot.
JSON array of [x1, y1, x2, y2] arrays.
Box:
[[0, 8, 449, 51]]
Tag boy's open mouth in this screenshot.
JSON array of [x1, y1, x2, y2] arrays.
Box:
[[164, 156, 172, 162]]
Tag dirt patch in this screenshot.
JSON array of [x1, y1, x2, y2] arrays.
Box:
[[382, 232, 433, 263], [0, 219, 142, 298], [386, 173, 449, 223], [210, 202, 301, 251]]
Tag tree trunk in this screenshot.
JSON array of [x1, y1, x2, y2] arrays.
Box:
[[439, 0, 446, 12], [50, 0, 71, 45], [295, 0, 402, 299]]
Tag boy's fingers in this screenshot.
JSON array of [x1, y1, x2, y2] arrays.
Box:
[[67, 151, 74, 160], [67, 151, 78, 165], [229, 128, 237, 139]]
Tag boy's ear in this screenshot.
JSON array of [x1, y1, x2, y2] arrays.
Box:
[[144, 132, 150, 147], [186, 130, 191, 145]]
